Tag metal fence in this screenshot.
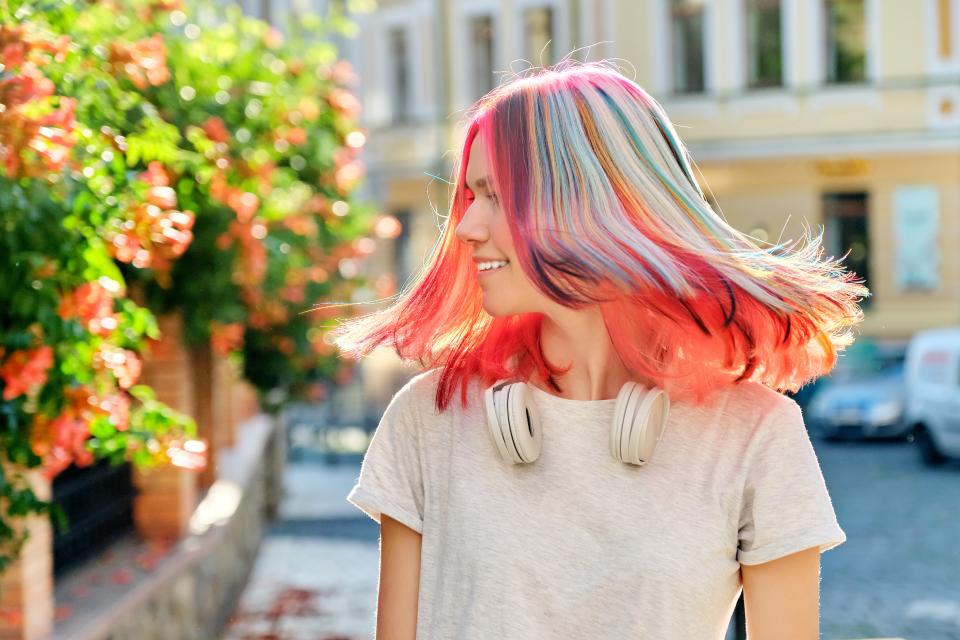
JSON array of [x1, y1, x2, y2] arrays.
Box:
[[51, 459, 136, 576]]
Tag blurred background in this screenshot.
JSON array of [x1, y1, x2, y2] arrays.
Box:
[[0, 0, 958, 639]]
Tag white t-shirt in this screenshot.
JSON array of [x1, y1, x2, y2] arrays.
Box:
[[347, 367, 845, 639]]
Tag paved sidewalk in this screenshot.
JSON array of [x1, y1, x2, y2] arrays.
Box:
[[224, 461, 377, 640]]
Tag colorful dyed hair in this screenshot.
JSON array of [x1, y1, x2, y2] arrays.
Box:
[[329, 60, 868, 411]]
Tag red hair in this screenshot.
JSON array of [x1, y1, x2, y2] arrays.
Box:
[[328, 62, 867, 411]]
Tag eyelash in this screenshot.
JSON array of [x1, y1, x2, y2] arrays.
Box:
[[464, 190, 498, 205]]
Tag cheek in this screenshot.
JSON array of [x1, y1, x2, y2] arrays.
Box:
[[491, 216, 516, 258]]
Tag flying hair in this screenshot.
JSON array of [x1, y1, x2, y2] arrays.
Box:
[[327, 59, 869, 412]]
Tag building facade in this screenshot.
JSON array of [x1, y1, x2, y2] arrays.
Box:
[[245, 0, 960, 403], [352, 0, 960, 345]]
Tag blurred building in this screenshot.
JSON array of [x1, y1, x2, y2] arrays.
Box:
[[250, 0, 960, 405]]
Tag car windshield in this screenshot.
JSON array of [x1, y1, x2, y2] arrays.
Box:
[[830, 342, 905, 383]]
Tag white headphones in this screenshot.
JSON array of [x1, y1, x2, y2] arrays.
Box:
[[483, 379, 670, 466]]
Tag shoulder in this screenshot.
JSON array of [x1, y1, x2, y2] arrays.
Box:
[[395, 366, 487, 415], [386, 367, 447, 420], [717, 382, 812, 472], [723, 380, 800, 416], [397, 366, 442, 394], [710, 380, 804, 440]]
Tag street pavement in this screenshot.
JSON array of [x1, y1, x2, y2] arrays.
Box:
[[223, 429, 959, 639], [818, 437, 960, 639], [224, 460, 379, 640]]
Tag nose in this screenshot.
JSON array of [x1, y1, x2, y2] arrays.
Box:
[[455, 202, 488, 246]]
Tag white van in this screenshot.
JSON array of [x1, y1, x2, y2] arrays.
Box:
[[903, 327, 960, 466]]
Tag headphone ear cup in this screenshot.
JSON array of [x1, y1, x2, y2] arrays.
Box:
[[611, 382, 670, 466], [484, 380, 542, 464], [507, 382, 542, 463], [484, 381, 513, 463]]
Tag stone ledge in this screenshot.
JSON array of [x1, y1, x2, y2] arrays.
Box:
[[52, 414, 281, 640]]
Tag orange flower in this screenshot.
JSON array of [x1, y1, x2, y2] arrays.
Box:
[[281, 284, 306, 304], [283, 127, 307, 146], [139, 160, 170, 187], [263, 27, 284, 49], [298, 97, 320, 121], [98, 346, 142, 389], [327, 60, 358, 86], [208, 169, 231, 203], [0, 67, 77, 180], [35, 386, 99, 477], [327, 88, 360, 119], [282, 214, 317, 238], [309, 266, 329, 283], [252, 160, 276, 194], [226, 191, 259, 223], [58, 281, 117, 337], [108, 35, 170, 90], [0, 345, 54, 401], [202, 116, 231, 144], [107, 170, 194, 279], [228, 220, 268, 287], [310, 335, 334, 356], [210, 322, 244, 357], [335, 161, 364, 193], [98, 393, 131, 431], [146, 185, 177, 209], [31, 412, 55, 457]]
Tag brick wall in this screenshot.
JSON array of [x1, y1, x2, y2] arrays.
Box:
[[0, 470, 53, 640]]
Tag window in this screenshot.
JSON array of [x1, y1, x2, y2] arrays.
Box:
[[470, 15, 495, 99], [824, 0, 866, 83], [523, 7, 554, 65], [823, 192, 870, 304], [746, 0, 783, 88], [388, 27, 411, 124], [669, 0, 706, 94]]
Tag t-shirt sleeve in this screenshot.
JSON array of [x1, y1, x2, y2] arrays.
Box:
[[346, 380, 425, 534], [737, 394, 846, 565]]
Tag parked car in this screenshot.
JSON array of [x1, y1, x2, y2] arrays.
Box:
[[904, 327, 960, 466], [805, 341, 909, 441]]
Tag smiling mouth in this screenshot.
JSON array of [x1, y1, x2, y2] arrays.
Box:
[[477, 260, 509, 274]]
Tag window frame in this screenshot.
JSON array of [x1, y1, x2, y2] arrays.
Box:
[[386, 25, 413, 125], [668, 0, 708, 95], [744, 0, 785, 89], [467, 13, 497, 101]]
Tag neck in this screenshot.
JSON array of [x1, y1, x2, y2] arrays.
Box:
[[533, 304, 632, 401]]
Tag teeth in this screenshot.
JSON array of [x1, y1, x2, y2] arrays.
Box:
[[477, 260, 509, 271]]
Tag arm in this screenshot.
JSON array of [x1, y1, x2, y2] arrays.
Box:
[[376, 514, 422, 639], [740, 546, 821, 640]]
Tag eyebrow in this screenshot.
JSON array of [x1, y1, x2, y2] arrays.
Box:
[[466, 175, 493, 191]]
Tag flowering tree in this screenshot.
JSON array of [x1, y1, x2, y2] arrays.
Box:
[[137, 1, 375, 408], [0, 0, 373, 568]]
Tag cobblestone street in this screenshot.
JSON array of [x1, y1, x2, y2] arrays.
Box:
[[818, 437, 960, 639], [224, 427, 960, 640]]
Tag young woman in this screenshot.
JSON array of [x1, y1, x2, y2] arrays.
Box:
[[333, 61, 866, 639]]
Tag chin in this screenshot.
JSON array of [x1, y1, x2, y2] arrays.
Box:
[[481, 295, 537, 318], [480, 295, 517, 317]]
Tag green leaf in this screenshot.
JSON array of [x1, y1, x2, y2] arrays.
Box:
[[90, 415, 116, 439]]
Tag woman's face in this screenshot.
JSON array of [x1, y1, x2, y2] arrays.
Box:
[[455, 136, 549, 317]]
